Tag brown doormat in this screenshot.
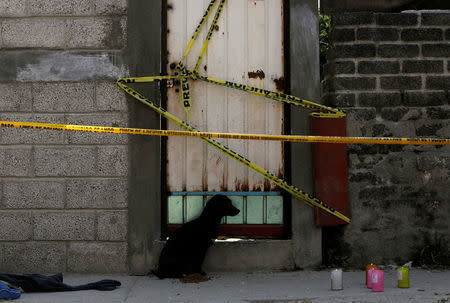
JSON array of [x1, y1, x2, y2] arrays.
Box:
[[179, 274, 211, 283]]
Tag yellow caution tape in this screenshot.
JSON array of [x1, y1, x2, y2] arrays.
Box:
[[193, 0, 226, 73], [178, 0, 219, 67], [2, 120, 449, 146], [180, 71, 192, 120], [196, 74, 346, 116]]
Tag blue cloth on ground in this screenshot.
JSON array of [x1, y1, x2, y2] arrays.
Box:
[[0, 273, 120, 293], [0, 280, 21, 300]]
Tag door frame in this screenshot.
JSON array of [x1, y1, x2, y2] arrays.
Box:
[[160, 0, 292, 239]]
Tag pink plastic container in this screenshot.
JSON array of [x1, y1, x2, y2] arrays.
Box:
[[367, 268, 376, 288], [371, 269, 384, 292]]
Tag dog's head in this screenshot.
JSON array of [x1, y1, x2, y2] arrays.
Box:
[[202, 195, 240, 219]]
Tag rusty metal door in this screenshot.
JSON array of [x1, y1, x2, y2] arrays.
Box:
[[165, 0, 285, 233]]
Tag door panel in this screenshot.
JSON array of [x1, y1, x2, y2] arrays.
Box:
[[166, 0, 284, 192]]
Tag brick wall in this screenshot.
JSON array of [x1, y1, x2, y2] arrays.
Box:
[[0, 0, 129, 273], [323, 11, 450, 267]]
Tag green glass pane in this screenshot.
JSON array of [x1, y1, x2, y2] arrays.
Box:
[[186, 196, 204, 221], [227, 196, 244, 224], [267, 195, 283, 224], [246, 196, 264, 224], [168, 196, 183, 224]]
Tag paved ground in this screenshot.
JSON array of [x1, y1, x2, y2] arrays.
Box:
[[5, 269, 450, 303]]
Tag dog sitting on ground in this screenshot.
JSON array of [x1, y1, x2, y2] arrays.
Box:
[[153, 195, 240, 279]]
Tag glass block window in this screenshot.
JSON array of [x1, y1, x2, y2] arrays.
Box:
[[168, 192, 283, 225]]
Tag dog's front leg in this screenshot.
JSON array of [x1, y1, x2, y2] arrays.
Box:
[[192, 241, 211, 275]]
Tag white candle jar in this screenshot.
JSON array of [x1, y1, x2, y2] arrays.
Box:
[[331, 268, 343, 290]]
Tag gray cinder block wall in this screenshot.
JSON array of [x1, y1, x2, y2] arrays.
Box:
[[0, 0, 130, 273], [323, 11, 450, 267]]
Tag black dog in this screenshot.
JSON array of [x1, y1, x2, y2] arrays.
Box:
[[153, 195, 240, 278]]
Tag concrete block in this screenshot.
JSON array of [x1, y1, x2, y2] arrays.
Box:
[[358, 61, 400, 74], [2, 18, 68, 48], [357, 28, 399, 41], [332, 12, 374, 26], [34, 146, 96, 176], [323, 61, 355, 75], [415, 122, 445, 136], [95, 81, 128, 111], [28, 0, 91, 16], [1, 242, 66, 273], [97, 146, 128, 176], [380, 76, 422, 90], [0, 83, 32, 111], [422, 43, 450, 57], [378, 44, 419, 58], [97, 210, 127, 241], [417, 154, 449, 171], [329, 77, 376, 91], [33, 82, 95, 112], [376, 13, 418, 26], [0, 211, 32, 240], [68, 242, 127, 273], [380, 107, 410, 122], [3, 180, 65, 209], [359, 92, 402, 107], [67, 17, 126, 49], [402, 60, 443, 74], [33, 211, 96, 240], [0, 113, 65, 144], [402, 91, 447, 106], [349, 171, 380, 185], [426, 106, 450, 119], [358, 185, 397, 201], [66, 113, 128, 144], [330, 28, 355, 42], [330, 44, 376, 59], [0, 147, 33, 177], [0, 0, 26, 17], [426, 76, 450, 90], [422, 12, 450, 26], [401, 28, 443, 41], [377, 121, 416, 137], [345, 108, 376, 121], [94, 0, 127, 15], [66, 178, 127, 208], [322, 93, 356, 107]]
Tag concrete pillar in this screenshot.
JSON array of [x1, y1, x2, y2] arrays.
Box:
[[126, 0, 162, 274], [289, 0, 322, 268]]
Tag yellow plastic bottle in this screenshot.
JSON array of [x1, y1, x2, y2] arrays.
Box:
[[397, 266, 410, 288]]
